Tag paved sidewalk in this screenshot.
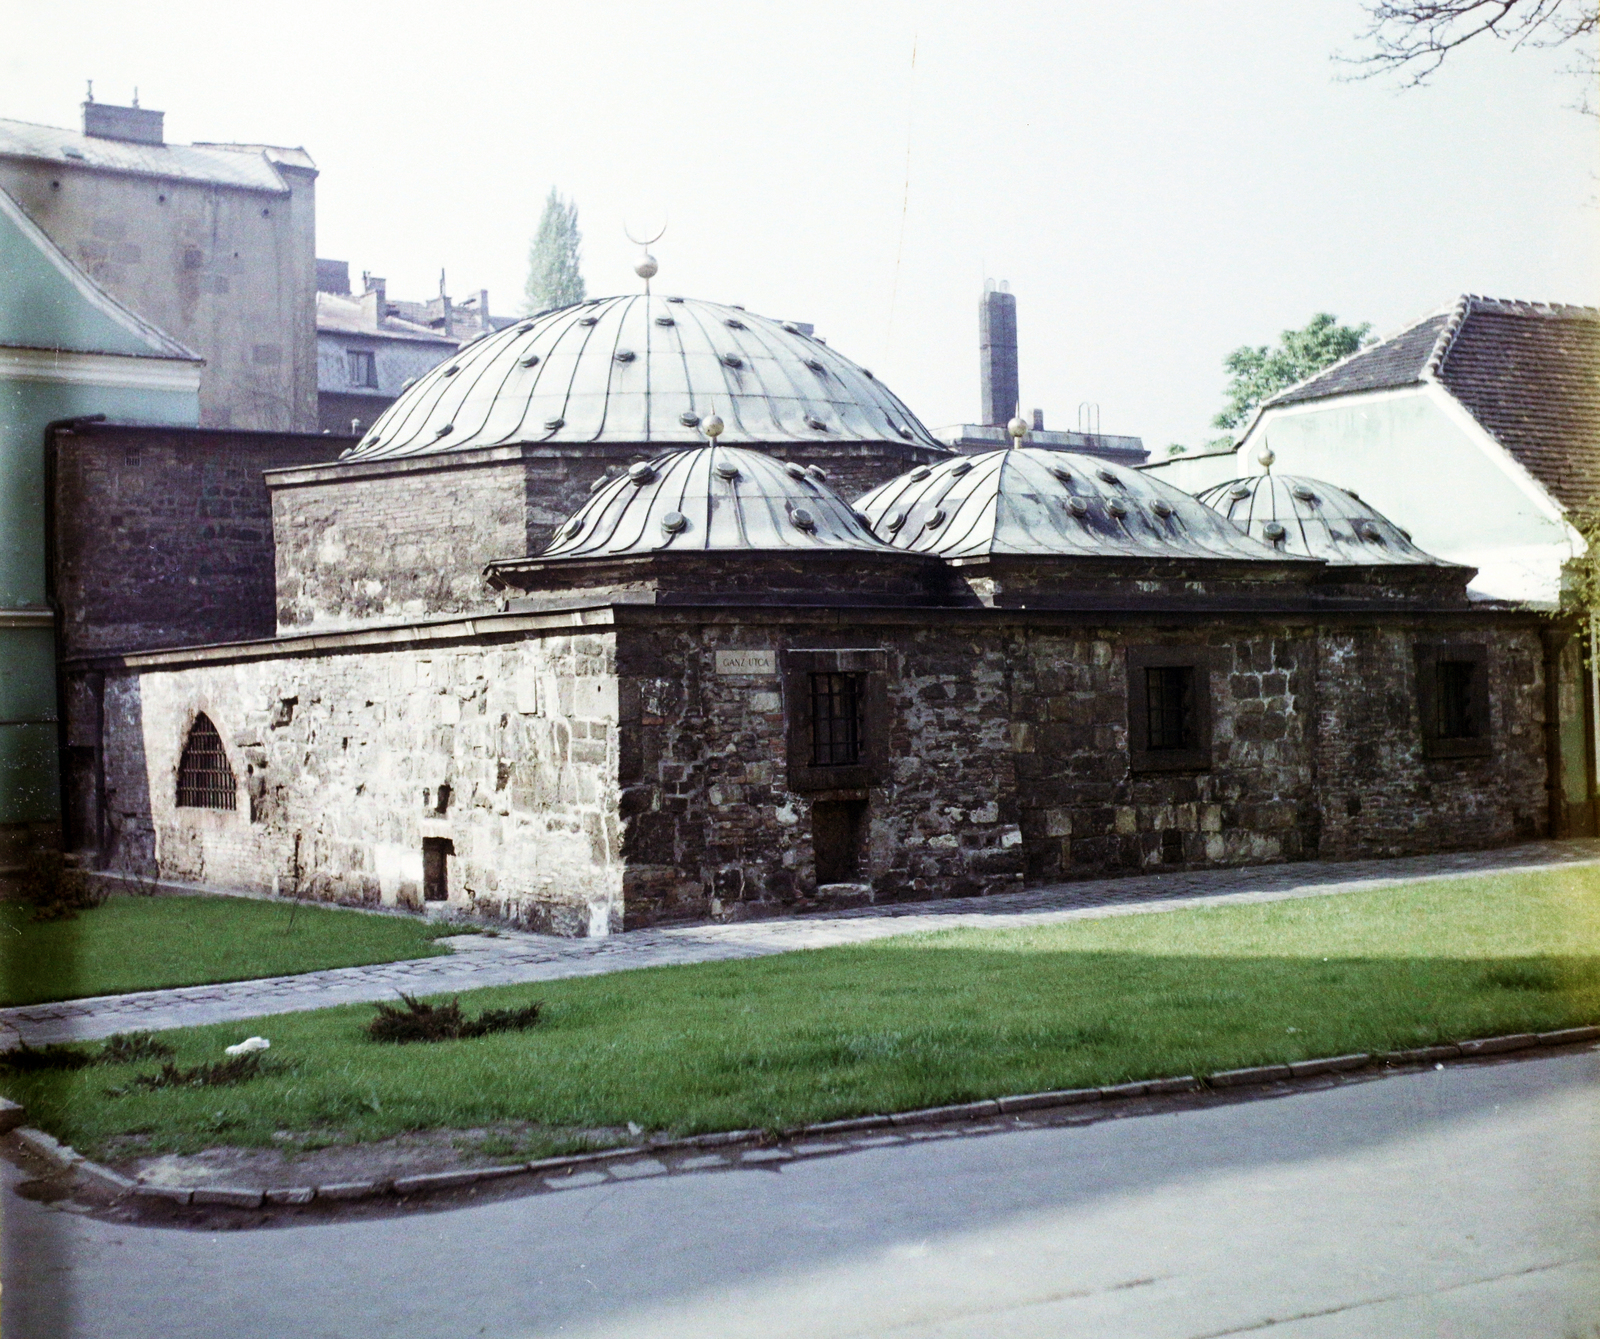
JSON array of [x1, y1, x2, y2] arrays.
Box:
[[5, 839, 1597, 1047]]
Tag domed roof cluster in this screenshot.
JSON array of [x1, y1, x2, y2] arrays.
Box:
[[1195, 474, 1454, 567], [343, 294, 944, 461], [535, 445, 890, 560], [855, 448, 1286, 562]]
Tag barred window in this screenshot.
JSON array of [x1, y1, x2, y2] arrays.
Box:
[[176, 713, 237, 810], [1435, 660, 1478, 740], [810, 672, 863, 767], [1145, 666, 1193, 750]]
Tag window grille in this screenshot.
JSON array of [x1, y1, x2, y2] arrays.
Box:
[[347, 349, 378, 388], [1436, 661, 1478, 739], [1145, 666, 1193, 750], [176, 713, 236, 810], [810, 672, 863, 767]]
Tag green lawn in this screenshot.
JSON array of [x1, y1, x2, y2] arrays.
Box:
[[0, 894, 454, 1007], [7, 866, 1599, 1162]]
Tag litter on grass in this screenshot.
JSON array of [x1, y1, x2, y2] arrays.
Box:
[[225, 1036, 271, 1056]]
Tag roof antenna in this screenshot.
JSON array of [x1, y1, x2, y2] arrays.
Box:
[[132, 86, 139, 107], [86, 80, 94, 103], [625, 217, 667, 296]]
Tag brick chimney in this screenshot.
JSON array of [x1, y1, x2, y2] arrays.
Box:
[[980, 282, 1018, 427]]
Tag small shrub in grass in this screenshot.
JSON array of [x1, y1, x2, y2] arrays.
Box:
[[100, 1032, 176, 1065], [21, 850, 107, 922], [366, 993, 543, 1044], [107, 1052, 275, 1096], [0, 1042, 97, 1073]]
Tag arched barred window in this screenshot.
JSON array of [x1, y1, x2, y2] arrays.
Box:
[[176, 713, 237, 810]]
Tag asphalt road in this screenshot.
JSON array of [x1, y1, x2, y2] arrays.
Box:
[[6, 1053, 1597, 1339]]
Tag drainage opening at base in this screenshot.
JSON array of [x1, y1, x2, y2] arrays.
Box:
[[813, 799, 867, 885]]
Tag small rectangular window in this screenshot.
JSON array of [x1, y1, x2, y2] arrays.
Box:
[[1416, 643, 1491, 759], [347, 349, 377, 388], [1145, 666, 1193, 751], [1127, 648, 1212, 773], [810, 672, 863, 767]]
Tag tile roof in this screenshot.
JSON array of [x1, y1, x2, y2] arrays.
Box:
[[1266, 313, 1448, 407], [1264, 296, 1600, 514], [0, 117, 304, 193], [1432, 299, 1600, 512]]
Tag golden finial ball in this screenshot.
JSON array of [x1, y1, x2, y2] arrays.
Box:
[[1007, 416, 1029, 440], [703, 414, 724, 439], [635, 253, 658, 280]]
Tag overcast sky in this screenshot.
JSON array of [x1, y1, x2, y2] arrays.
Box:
[[4, 0, 1595, 450]]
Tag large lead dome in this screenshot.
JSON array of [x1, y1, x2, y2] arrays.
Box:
[[343, 294, 944, 461]]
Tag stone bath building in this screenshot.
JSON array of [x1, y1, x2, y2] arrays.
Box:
[[57, 291, 1577, 935]]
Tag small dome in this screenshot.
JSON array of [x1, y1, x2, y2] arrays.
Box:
[[1195, 475, 1452, 566], [857, 449, 1288, 562], [343, 295, 944, 461], [538, 445, 894, 559]]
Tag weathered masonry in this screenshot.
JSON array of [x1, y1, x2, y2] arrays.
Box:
[[55, 289, 1581, 935]]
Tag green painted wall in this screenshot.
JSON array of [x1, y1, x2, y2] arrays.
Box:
[[1, 378, 198, 825]]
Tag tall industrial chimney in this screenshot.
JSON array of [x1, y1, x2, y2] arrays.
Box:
[[979, 281, 1018, 427]]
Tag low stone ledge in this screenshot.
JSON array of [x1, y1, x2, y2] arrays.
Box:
[[1287, 1053, 1371, 1078], [316, 1179, 386, 1201], [1380, 1044, 1460, 1065], [1098, 1081, 1149, 1100], [263, 1186, 314, 1206], [1458, 1034, 1539, 1056], [679, 1128, 765, 1149], [799, 1115, 894, 1135], [75, 1161, 136, 1196], [890, 1100, 1000, 1127], [1539, 1025, 1600, 1046], [995, 1087, 1101, 1115], [393, 1169, 481, 1195], [1144, 1076, 1202, 1095], [15, 1127, 82, 1167], [0, 1097, 25, 1135], [192, 1186, 264, 1209], [1207, 1064, 1293, 1088], [132, 1183, 193, 1206]]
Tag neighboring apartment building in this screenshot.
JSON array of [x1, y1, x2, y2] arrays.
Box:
[[0, 96, 317, 431], [314, 260, 512, 434], [0, 183, 200, 869], [1143, 296, 1600, 607]]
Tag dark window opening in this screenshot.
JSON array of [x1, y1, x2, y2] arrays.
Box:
[[813, 799, 867, 884], [1145, 666, 1193, 751], [176, 713, 236, 810], [1160, 829, 1184, 864], [1436, 661, 1479, 739], [434, 783, 452, 814], [422, 837, 453, 902], [810, 672, 863, 767], [347, 348, 377, 388]]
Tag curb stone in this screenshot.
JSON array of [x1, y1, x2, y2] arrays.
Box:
[[13, 1023, 1597, 1214], [0, 1097, 24, 1134]]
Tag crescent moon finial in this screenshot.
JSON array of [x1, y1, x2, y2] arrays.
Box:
[[624, 215, 669, 248]]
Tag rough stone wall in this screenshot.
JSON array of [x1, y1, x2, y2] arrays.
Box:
[[81, 628, 623, 934], [1314, 624, 1547, 857], [269, 441, 952, 631], [616, 617, 1022, 926], [1012, 627, 1321, 882], [53, 425, 342, 655]]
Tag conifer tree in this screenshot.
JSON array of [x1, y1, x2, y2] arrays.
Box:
[[524, 188, 586, 313]]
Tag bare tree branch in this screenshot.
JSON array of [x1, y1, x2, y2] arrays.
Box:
[[1339, 0, 1598, 94]]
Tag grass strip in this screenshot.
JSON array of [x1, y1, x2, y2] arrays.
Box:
[[5, 865, 1597, 1161], [0, 893, 455, 1007]]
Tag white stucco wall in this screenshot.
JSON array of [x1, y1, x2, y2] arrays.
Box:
[[1145, 385, 1580, 605]]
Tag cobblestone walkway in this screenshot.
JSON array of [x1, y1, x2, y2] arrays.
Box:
[[6, 839, 1598, 1047]]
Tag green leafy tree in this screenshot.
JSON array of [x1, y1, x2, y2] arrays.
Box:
[[524, 188, 586, 314], [1212, 313, 1375, 434]]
